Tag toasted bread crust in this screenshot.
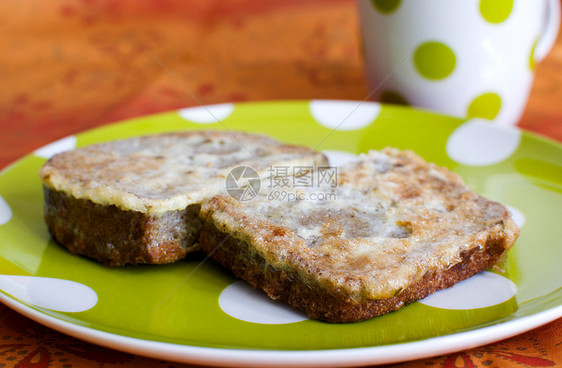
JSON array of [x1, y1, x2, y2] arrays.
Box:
[[40, 130, 328, 266], [39, 130, 327, 214], [44, 186, 202, 266], [200, 220, 508, 323], [199, 148, 519, 322]]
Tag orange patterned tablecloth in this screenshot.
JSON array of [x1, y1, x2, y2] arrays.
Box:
[[1, 1, 561, 367]]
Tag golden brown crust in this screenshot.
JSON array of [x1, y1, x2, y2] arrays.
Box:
[[199, 148, 520, 322], [44, 186, 202, 266], [200, 220, 509, 323], [39, 130, 328, 266], [39, 130, 328, 214]]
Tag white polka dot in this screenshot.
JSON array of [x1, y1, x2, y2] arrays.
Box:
[[446, 118, 521, 166], [0, 195, 12, 225], [219, 280, 308, 324], [419, 272, 516, 310], [0, 276, 98, 313], [178, 103, 235, 124], [310, 100, 381, 131], [322, 150, 358, 167], [34, 136, 77, 159], [506, 205, 525, 228]]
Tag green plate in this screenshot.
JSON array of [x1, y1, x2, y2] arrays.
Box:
[[0, 100, 560, 367]]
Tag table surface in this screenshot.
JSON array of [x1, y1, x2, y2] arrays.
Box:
[[1, 1, 561, 367]]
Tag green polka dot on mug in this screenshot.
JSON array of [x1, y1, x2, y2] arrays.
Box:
[[529, 39, 538, 71], [467, 93, 502, 120], [480, 0, 513, 24], [413, 42, 456, 80], [380, 90, 409, 106], [371, 0, 401, 14]]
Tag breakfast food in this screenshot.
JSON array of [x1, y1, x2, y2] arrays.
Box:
[[199, 148, 519, 322], [39, 130, 327, 266]]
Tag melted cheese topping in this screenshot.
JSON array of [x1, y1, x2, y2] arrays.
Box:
[[39, 131, 326, 214], [202, 149, 519, 300]]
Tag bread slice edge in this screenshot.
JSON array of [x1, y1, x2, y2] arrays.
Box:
[[199, 214, 513, 323]]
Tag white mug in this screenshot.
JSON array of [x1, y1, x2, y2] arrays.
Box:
[[358, 0, 560, 126]]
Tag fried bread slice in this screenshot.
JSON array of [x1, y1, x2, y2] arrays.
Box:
[[199, 148, 519, 322], [39, 130, 327, 266]]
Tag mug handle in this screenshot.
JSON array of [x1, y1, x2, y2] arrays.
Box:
[[534, 0, 561, 62]]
